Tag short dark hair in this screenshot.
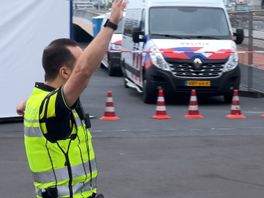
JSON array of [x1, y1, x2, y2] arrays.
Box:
[[42, 38, 79, 81]]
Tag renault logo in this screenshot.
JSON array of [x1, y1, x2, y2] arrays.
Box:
[[193, 58, 203, 70]]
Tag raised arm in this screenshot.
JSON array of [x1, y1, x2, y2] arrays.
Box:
[[63, 0, 126, 107]]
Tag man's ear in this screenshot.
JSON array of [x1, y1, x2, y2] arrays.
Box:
[[59, 66, 71, 80]]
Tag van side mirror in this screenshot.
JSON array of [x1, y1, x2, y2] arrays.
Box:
[[233, 29, 244, 45], [132, 27, 144, 43]]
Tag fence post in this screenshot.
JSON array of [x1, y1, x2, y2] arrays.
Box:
[[247, 11, 254, 91], [70, 0, 74, 40]]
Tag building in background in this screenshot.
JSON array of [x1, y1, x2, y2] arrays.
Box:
[[224, 0, 263, 10], [248, 0, 263, 9]]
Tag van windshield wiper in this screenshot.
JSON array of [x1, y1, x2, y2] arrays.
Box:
[[151, 34, 225, 40], [189, 35, 221, 39], [151, 34, 188, 39]]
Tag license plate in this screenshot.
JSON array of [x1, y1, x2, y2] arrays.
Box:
[[186, 80, 211, 87]]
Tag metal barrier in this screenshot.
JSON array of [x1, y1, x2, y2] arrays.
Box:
[[73, 0, 110, 11], [73, 0, 94, 10], [229, 10, 264, 95]]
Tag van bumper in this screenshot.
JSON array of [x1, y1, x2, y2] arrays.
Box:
[[145, 65, 241, 96]]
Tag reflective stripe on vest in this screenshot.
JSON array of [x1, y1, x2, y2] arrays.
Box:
[[24, 117, 83, 138], [24, 126, 43, 137], [24, 124, 82, 138], [33, 159, 97, 183], [36, 177, 97, 197]]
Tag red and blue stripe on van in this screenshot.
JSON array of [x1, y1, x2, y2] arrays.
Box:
[[143, 47, 232, 69], [160, 47, 232, 60]]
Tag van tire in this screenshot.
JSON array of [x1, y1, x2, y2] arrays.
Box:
[[143, 79, 157, 104], [108, 61, 116, 76], [100, 63, 105, 69], [108, 61, 122, 77], [108, 59, 121, 76], [224, 93, 233, 104], [121, 61, 129, 88]]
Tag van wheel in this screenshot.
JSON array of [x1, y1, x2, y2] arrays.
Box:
[[224, 93, 233, 104], [108, 61, 116, 76], [108, 60, 122, 77], [100, 63, 105, 69], [143, 79, 157, 104]]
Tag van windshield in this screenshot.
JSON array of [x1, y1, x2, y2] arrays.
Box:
[[149, 7, 231, 39]]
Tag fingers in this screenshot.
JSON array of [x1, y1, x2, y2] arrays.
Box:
[[113, 0, 126, 10], [121, 0, 126, 10], [114, 0, 124, 7], [110, 0, 126, 24], [117, 0, 123, 5]]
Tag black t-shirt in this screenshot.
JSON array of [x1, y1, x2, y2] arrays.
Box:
[[36, 83, 86, 143]]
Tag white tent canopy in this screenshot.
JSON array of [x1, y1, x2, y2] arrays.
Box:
[[0, 0, 70, 118]]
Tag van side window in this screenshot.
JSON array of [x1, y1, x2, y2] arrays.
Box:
[[124, 9, 143, 36], [124, 18, 138, 36], [124, 18, 133, 36]]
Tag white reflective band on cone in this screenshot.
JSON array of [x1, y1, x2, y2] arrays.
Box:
[[106, 98, 113, 103], [190, 96, 197, 101], [157, 97, 164, 102], [233, 96, 239, 101], [231, 105, 240, 111], [105, 107, 115, 112], [156, 106, 166, 111], [189, 106, 198, 111]]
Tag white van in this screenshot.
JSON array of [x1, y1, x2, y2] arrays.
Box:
[[121, 0, 243, 103], [101, 12, 124, 76]]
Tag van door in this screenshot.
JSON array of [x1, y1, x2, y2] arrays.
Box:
[[122, 8, 143, 87], [136, 9, 145, 88]]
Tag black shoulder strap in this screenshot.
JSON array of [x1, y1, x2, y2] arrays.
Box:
[[75, 101, 91, 129]]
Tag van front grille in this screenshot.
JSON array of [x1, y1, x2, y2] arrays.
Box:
[[166, 59, 227, 78]]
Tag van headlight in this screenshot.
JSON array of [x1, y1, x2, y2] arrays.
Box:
[[224, 52, 238, 72], [149, 48, 171, 71]]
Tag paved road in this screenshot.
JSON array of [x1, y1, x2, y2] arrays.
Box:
[[1, 68, 264, 198]]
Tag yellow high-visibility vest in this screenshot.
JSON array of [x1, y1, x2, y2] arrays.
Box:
[[24, 86, 97, 198]]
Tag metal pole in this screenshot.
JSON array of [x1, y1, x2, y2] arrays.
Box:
[[247, 11, 253, 91], [70, 0, 74, 39]]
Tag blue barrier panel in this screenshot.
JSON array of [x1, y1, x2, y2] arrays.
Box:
[[92, 16, 104, 37]]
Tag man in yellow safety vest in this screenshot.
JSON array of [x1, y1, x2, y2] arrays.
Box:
[[17, 0, 126, 197]]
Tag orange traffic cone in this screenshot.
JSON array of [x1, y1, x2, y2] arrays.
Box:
[[100, 91, 120, 121], [152, 88, 171, 120], [226, 89, 246, 119], [184, 89, 204, 119]]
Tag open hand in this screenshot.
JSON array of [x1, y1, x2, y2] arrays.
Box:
[[110, 0, 126, 25]]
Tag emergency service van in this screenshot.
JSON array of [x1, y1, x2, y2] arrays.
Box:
[[121, 0, 244, 103], [101, 12, 124, 76]]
